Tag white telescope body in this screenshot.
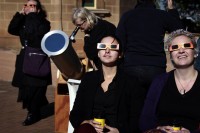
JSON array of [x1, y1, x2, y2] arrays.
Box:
[[41, 30, 83, 80]]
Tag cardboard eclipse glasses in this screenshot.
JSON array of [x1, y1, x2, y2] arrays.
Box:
[[169, 42, 194, 52], [97, 43, 119, 50]]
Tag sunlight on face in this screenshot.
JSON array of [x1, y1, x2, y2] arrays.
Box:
[[24, 0, 37, 14], [170, 35, 195, 68], [98, 36, 120, 66]]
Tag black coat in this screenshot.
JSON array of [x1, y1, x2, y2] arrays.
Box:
[[8, 12, 52, 87], [70, 69, 146, 133], [116, 3, 183, 68]]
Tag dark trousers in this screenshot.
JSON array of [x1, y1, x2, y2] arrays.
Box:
[[19, 86, 48, 116], [123, 66, 166, 92]]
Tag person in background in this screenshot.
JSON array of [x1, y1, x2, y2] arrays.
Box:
[[70, 35, 145, 133], [8, 0, 51, 126], [194, 35, 200, 71], [140, 29, 200, 133], [116, 0, 183, 93], [72, 7, 116, 70]]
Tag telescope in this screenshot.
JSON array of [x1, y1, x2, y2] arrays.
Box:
[[69, 26, 80, 43], [41, 30, 84, 80]]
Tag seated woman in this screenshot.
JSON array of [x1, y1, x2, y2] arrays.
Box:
[[70, 35, 146, 133], [140, 29, 200, 133]]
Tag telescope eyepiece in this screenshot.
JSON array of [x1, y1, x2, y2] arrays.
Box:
[[70, 26, 80, 43]]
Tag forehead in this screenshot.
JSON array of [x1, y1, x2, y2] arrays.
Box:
[[27, 0, 37, 5], [171, 35, 191, 45], [101, 37, 118, 44]]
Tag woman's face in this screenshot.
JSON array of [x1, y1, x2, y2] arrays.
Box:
[[75, 18, 89, 32], [98, 37, 120, 66], [170, 35, 196, 68], [24, 0, 38, 15]]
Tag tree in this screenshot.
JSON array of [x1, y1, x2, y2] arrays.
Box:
[[157, 0, 200, 33]]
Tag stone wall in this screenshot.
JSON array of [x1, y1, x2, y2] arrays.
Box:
[[0, 0, 124, 57]]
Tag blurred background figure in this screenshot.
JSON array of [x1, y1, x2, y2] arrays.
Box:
[[8, 0, 51, 126], [116, 0, 183, 93], [72, 7, 116, 70], [194, 35, 200, 71], [140, 29, 200, 133]]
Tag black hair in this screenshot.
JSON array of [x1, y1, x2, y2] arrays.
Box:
[[100, 34, 122, 54]]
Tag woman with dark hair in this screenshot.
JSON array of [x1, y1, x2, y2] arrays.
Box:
[[70, 35, 145, 133], [8, 0, 51, 126]]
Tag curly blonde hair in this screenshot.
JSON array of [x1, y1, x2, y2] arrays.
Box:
[[72, 7, 99, 30], [165, 29, 198, 53]]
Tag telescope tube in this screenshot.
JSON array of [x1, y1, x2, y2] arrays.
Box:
[[41, 30, 83, 80]]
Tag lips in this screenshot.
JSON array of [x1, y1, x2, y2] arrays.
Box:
[[177, 55, 187, 59], [103, 55, 111, 57]]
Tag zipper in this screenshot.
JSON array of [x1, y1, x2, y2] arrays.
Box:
[[29, 53, 46, 56]]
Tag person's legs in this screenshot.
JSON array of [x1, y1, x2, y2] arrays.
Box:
[[17, 87, 24, 102], [30, 86, 48, 116], [22, 86, 48, 126]]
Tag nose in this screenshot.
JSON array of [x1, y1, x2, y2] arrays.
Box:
[[178, 47, 185, 53], [105, 48, 110, 53]]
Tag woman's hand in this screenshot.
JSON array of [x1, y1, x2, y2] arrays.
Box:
[[81, 120, 104, 133], [19, 7, 25, 15], [24, 5, 37, 15], [104, 125, 119, 133], [157, 126, 174, 133], [167, 0, 174, 9], [157, 126, 190, 133]]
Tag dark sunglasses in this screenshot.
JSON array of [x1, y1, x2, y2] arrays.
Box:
[[169, 42, 194, 52], [97, 43, 119, 50], [24, 4, 36, 8]]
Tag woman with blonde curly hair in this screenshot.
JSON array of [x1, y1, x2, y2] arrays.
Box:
[[72, 7, 116, 70], [140, 29, 200, 133]]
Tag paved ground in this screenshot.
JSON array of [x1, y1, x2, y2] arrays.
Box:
[[0, 48, 57, 133], [0, 81, 55, 133]]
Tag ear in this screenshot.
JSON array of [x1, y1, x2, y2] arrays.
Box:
[[118, 52, 123, 59], [194, 54, 198, 58], [37, 9, 40, 13], [98, 52, 100, 58], [170, 54, 173, 61]]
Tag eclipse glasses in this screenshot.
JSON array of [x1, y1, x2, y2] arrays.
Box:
[[24, 4, 36, 8], [97, 43, 119, 50], [168, 42, 194, 52]]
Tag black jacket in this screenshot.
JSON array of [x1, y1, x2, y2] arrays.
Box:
[[116, 3, 183, 68], [8, 12, 51, 87], [70, 69, 146, 133]]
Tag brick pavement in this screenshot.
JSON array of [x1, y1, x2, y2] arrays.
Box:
[[0, 81, 55, 133], [0, 48, 57, 133]]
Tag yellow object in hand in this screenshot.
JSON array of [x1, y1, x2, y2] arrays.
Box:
[[94, 118, 105, 127], [172, 126, 181, 131]]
